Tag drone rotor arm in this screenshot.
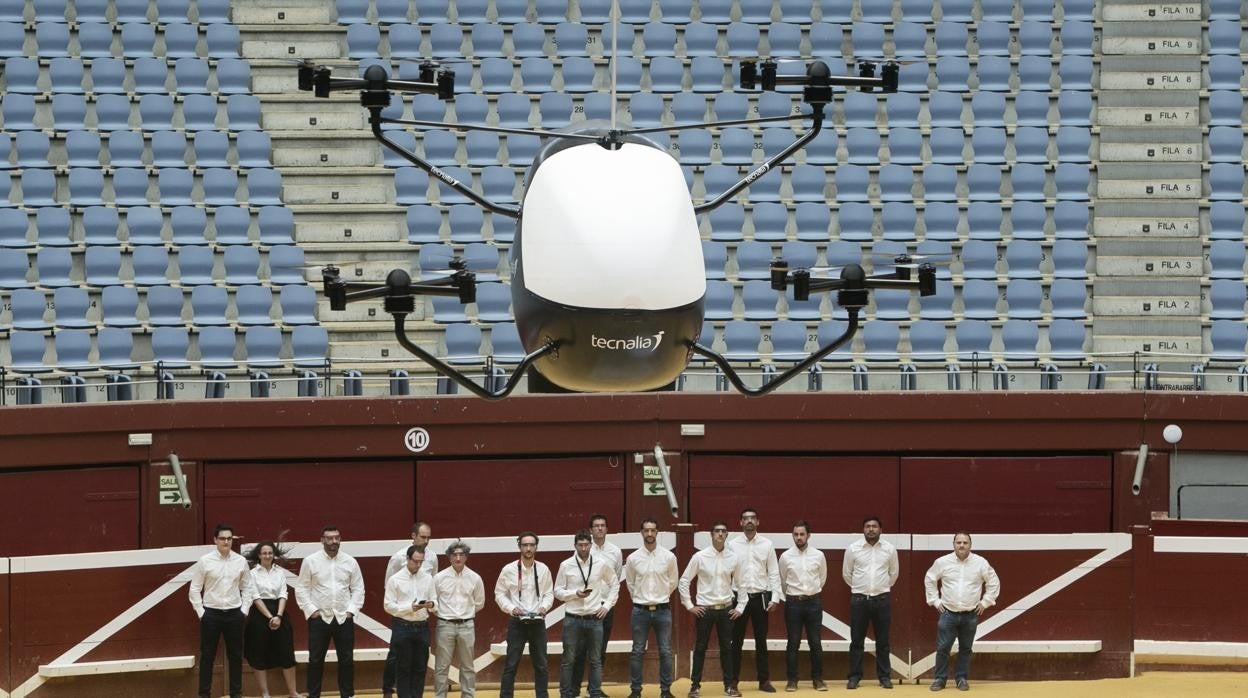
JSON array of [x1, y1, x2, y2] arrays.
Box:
[[392, 314, 558, 400]]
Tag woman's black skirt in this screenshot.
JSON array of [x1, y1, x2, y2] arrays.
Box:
[[244, 598, 296, 670]]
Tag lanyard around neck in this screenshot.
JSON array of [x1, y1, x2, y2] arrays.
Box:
[[575, 554, 593, 589]]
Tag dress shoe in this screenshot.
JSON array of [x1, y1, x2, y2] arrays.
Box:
[[846, 677, 860, 689], [929, 679, 946, 692], [760, 681, 777, 693], [956, 678, 969, 691], [687, 688, 700, 698], [725, 686, 742, 697], [813, 679, 828, 691], [661, 692, 676, 698], [785, 681, 799, 692], [880, 677, 893, 689], [628, 692, 642, 698]]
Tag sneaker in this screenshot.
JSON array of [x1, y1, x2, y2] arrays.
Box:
[[813, 679, 828, 691], [687, 688, 700, 698], [956, 678, 969, 691], [725, 687, 742, 698], [880, 677, 893, 689], [846, 677, 860, 689], [785, 681, 799, 692], [930, 679, 946, 692]]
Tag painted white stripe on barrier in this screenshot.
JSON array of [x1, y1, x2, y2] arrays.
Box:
[[694, 532, 902, 551], [0, 558, 9, 574], [12, 545, 206, 574], [912, 533, 1129, 551], [1153, 536, 1248, 555], [1135, 640, 1248, 658]]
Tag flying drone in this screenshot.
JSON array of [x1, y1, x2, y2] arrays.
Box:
[[298, 44, 936, 399]]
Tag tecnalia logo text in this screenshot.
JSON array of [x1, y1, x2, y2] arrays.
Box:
[[591, 331, 665, 351]]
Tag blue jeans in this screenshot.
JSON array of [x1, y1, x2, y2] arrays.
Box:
[[629, 605, 673, 692], [784, 598, 824, 682], [848, 593, 891, 683], [933, 609, 978, 682], [571, 606, 614, 694], [501, 617, 548, 698], [560, 615, 603, 698], [390, 618, 429, 698]]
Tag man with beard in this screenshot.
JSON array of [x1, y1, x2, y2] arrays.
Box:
[[556, 530, 619, 698], [384, 523, 437, 698], [571, 514, 624, 696], [496, 532, 554, 698], [778, 520, 828, 692], [296, 525, 365, 698], [728, 507, 782, 694], [842, 516, 899, 690], [624, 518, 678, 698]]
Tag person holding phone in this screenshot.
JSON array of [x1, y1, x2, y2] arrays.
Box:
[[555, 529, 619, 698], [495, 532, 555, 698], [384, 545, 438, 698]]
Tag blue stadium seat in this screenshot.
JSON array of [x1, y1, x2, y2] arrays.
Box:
[[106, 131, 144, 169], [0, 249, 30, 288], [921, 164, 958, 203], [246, 169, 284, 206], [226, 94, 262, 131], [769, 320, 809, 362], [1051, 240, 1088, 279], [1002, 319, 1039, 362], [742, 280, 779, 321], [191, 285, 230, 326], [1049, 279, 1087, 320], [395, 168, 430, 205], [35, 22, 72, 58], [967, 202, 1003, 242], [836, 203, 873, 243], [98, 327, 138, 369], [1005, 279, 1043, 319], [158, 168, 195, 207], [918, 276, 954, 320], [35, 248, 74, 287], [921, 203, 957, 242], [0, 209, 29, 248], [139, 93, 178, 130], [1209, 240, 1246, 279], [177, 245, 216, 286], [236, 285, 275, 326], [1208, 91, 1244, 127], [15, 131, 51, 169], [1008, 201, 1046, 241], [815, 319, 853, 361], [10, 289, 51, 330], [113, 168, 151, 207], [872, 289, 912, 321], [1013, 127, 1049, 164], [197, 326, 238, 368], [722, 320, 762, 362], [77, 21, 114, 59], [474, 282, 512, 323], [538, 93, 573, 128], [0, 23, 24, 60], [835, 165, 870, 203], [933, 20, 969, 56], [928, 127, 964, 165], [1010, 163, 1047, 201], [749, 202, 787, 242], [562, 56, 597, 93], [52, 94, 88, 131], [152, 131, 189, 169], [82, 207, 119, 247], [793, 202, 830, 242], [170, 206, 208, 246], [217, 58, 252, 95], [20, 170, 58, 207], [197, 0, 231, 22], [152, 326, 192, 368], [703, 280, 734, 321], [1210, 279, 1246, 320], [7, 331, 51, 373], [909, 320, 949, 361], [960, 240, 999, 280], [1054, 163, 1089, 201], [862, 321, 901, 361], [708, 204, 745, 242], [1017, 21, 1052, 56], [146, 286, 185, 327], [132, 246, 171, 285], [87, 247, 125, 287], [1211, 321, 1248, 361], [5, 57, 41, 94], [95, 94, 132, 131], [1210, 163, 1246, 202], [1047, 319, 1086, 362], [63, 131, 101, 169], [55, 329, 95, 371], [165, 24, 200, 60], [119, 22, 156, 57], [880, 202, 917, 242], [74, 0, 109, 22], [223, 245, 261, 286], [35, 207, 72, 247], [1209, 201, 1245, 241], [735, 241, 773, 281], [690, 56, 725, 92]]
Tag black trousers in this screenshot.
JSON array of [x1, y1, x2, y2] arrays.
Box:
[[307, 615, 355, 698], [198, 607, 244, 698], [691, 607, 734, 689], [500, 617, 549, 698], [784, 597, 824, 682], [847, 593, 892, 683], [730, 592, 771, 684]]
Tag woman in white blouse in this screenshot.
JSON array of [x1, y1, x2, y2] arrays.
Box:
[[245, 541, 300, 698]]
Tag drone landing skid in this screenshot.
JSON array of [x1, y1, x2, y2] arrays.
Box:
[[689, 311, 860, 396], [393, 313, 557, 400]]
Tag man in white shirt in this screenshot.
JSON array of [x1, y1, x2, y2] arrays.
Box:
[[624, 517, 679, 698], [384, 546, 437, 698], [433, 540, 486, 698], [678, 522, 742, 698], [778, 520, 828, 692], [189, 523, 255, 698], [496, 531, 554, 698], [384, 522, 436, 698], [556, 529, 619, 698], [841, 516, 899, 690], [296, 525, 365, 698], [728, 507, 782, 694], [923, 533, 1000, 692], [571, 513, 624, 695]]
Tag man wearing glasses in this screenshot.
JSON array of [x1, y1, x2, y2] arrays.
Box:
[[679, 523, 743, 698], [189, 523, 256, 698], [384, 522, 437, 698], [496, 532, 554, 698], [728, 507, 782, 694], [433, 540, 486, 698]]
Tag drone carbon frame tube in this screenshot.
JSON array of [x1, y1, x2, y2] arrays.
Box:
[[693, 103, 826, 215], [370, 110, 522, 219], [687, 309, 860, 396], [392, 314, 557, 400]]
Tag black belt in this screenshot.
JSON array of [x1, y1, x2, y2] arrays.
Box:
[[852, 592, 890, 599], [788, 594, 819, 601], [566, 612, 601, 620], [943, 607, 976, 614], [634, 602, 670, 611], [393, 618, 428, 625], [441, 617, 473, 624]]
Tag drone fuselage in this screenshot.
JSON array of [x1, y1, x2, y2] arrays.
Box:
[[511, 131, 705, 392]]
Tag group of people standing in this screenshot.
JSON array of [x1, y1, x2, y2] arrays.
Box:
[[188, 512, 1000, 698]]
